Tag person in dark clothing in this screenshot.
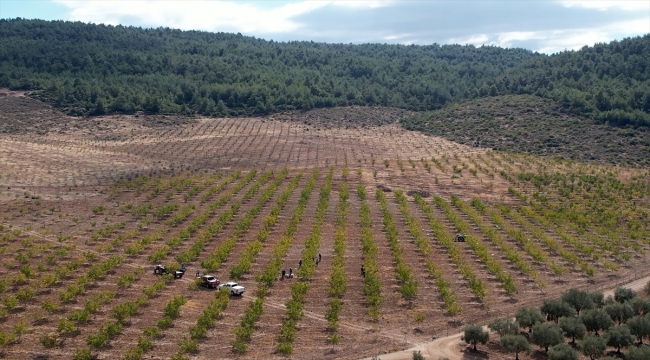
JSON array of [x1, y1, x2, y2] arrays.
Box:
[[281, 268, 286, 280], [195, 269, 200, 278], [361, 265, 366, 278], [298, 259, 302, 268], [289, 268, 293, 278], [318, 252, 322, 262]]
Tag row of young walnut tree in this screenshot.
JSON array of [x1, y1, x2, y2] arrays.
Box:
[[460, 283, 650, 360]]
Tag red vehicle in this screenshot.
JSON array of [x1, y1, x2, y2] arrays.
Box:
[[199, 275, 220, 288]]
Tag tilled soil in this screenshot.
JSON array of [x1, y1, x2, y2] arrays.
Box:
[[0, 94, 649, 360]]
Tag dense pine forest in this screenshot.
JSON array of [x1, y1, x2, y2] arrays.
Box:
[[0, 18, 649, 128]]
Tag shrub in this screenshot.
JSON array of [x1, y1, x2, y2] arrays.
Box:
[[40, 333, 60, 348], [72, 348, 96, 360]]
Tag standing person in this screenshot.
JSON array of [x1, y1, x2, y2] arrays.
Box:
[[318, 252, 322, 263], [361, 265, 365, 278], [289, 268, 293, 278], [195, 269, 200, 278], [281, 268, 286, 280], [298, 259, 302, 268]]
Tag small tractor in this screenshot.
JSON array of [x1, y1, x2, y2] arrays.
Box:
[[153, 264, 186, 279]]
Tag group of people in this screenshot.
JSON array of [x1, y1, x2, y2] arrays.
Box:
[[280, 267, 294, 280], [191, 254, 372, 284], [283, 253, 324, 280]]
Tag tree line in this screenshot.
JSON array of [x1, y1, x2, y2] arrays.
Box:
[[0, 19, 649, 127], [463, 286, 650, 360]]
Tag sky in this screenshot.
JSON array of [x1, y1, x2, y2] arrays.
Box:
[[1, 0, 649, 54]]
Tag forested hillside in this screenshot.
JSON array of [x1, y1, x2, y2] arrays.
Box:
[[0, 19, 537, 116], [0, 19, 649, 128]]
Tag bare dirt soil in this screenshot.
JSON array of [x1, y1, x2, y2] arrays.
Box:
[[0, 93, 648, 360]]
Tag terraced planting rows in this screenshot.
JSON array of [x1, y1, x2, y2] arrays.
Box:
[[0, 146, 649, 358]]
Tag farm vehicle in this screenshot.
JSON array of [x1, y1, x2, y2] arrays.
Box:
[[154, 264, 186, 279]]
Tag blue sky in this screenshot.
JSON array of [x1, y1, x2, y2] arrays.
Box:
[[1, 0, 648, 54]]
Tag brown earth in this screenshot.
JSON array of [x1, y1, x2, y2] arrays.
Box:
[[0, 92, 648, 360]]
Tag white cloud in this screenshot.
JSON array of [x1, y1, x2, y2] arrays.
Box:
[[332, 0, 394, 9], [448, 16, 649, 54], [495, 32, 539, 48], [55, 0, 389, 34], [51, 0, 648, 52], [558, 0, 650, 11], [533, 18, 649, 53]]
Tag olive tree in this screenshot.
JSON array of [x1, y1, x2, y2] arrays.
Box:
[[559, 316, 586, 344], [461, 323, 489, 351], [590, 291, 605, 309], [488, 317, 519, 337], [604, 301, 634, 325], [629, 297, 650, 316], [548, 343, 579, 360], [605, 324, 634, 354], [501, 334, 531, 360], [531, 322, 564, 353], [516, 307, 544, 333], [580, 334, 606, 360], [581, 308, 614, 336], [626, 344, 650, 360], [627, 315, 650, 344], [614, 287, 636, 303], [562, 288, 595, 315], [541, 299, 576, 323]]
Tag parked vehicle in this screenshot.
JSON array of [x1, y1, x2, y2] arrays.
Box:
[[219, 281, 245, 295], [199, 275, 220, 288], [154, 264, 186, 279]]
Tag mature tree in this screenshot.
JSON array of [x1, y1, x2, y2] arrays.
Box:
[[629, 297, 650, 316], [590, 292, 605, 309], [531, 322, 564, 353], [605, 324, 635, 354], [559, 316, 586, 344], [516, 307, 544, 333], [626, 344, 650, 360], [627, 315, 650, 344], [604, 301, 635, 325], [562, 288, 595, 315], [461, 323, 489, 351], [581, 309, 614, 336], [614, 287, 636, 303], [580, 333, 606, 360], [548, 343, 579, 360], [501, 334, 531, 360], [541, 299, 576, 323], [488, 317, 519, 337]]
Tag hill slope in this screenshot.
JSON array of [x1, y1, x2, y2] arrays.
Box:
[[402, 95, 650, 167], [0, 19, 536, 116], [1, 19, 649, 156]]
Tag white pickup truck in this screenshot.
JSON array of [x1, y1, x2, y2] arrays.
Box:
[[218, 281, 245, 295]]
